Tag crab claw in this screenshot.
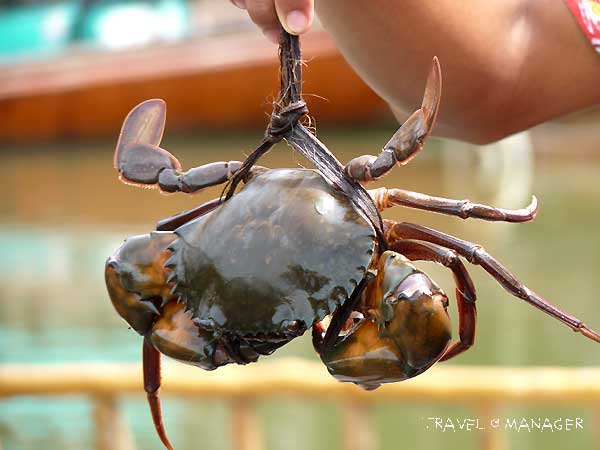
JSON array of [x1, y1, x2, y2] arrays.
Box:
[[314, 251, 451, 391], [383, 56, 442, 166], [344, 57, 442, 181], [115, 99, 167, 165], [421, 56, 442, 133], [114, 99, 182, 187]]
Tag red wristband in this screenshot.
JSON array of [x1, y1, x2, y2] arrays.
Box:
[[565, 0, 600, 53]]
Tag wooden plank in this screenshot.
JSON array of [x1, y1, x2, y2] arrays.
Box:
[[0, 31, 334, 99], [0, 30, 389, 143], [231, 400, 263, 450], [1, 358, 599, 405], [341, 402, 375, 450], [93, 395, 136, 450], [477, 405, 507, 450]]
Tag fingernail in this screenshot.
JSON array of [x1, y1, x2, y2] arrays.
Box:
[[285, 10, 308, 34], [263, 28, 280, 45], [231, 0, 246, 9]]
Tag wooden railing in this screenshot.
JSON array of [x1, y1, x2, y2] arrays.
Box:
[[1, 358, 599, 450]]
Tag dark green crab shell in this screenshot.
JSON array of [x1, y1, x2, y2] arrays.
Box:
[[166, 169, 376, 336]]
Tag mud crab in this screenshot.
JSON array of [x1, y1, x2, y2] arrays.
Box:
[[105, 46, 600, 449]]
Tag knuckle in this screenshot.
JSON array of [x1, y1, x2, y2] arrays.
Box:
[[246, 0, 276, 25]]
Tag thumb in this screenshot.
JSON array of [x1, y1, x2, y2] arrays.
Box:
[[274, 0, 314, 35]]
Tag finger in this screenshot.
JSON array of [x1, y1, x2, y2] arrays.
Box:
[[246, 0, 279, 39], [230, 0, 246, 9], [275, 0, 313, 35]]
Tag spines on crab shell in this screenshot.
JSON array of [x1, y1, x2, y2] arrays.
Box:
[[164, 238, 186, 301], [165, 271, 177, 285], [164, 251, 178, 270]]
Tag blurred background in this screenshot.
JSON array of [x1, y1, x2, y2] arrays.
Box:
[[0, 1, 599, 449]]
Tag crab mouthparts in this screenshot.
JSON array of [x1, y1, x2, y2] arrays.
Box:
[[315, 311, 365, 341]]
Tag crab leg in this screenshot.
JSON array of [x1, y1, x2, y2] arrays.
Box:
[[388, 239, 477, 361], [156, 197, 223, 231], [143, 340, 174, 450], [370, 187, 538, 223], [344, 57, 441, 182], [117, 144, 245, 193], [385, 220, 600, 344], [115, 99, 267, 194]]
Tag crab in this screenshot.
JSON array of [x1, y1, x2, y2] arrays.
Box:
[[105, 58, 600, 450]]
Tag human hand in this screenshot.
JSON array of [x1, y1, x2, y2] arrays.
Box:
[[229, 0, 314, 44]]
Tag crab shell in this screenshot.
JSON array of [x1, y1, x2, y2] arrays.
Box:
[[166, 168, 376, 337]]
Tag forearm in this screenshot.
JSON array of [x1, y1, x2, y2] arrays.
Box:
[[316, 0, 600, 143]]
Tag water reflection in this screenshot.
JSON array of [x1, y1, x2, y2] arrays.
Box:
[[0, 128, 599, 449]]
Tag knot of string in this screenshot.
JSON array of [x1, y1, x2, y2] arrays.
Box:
[[266, 100, 308, 141], [223, 28, 307, 198]]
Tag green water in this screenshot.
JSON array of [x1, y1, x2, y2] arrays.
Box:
[[0, 128, 599, 450]]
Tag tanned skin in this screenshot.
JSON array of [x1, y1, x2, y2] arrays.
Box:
[[230, 0, 600, 144]]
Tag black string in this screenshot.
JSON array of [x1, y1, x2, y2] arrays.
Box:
[[223, 27, 386, 248], [221, 26, 390, 355], [286, 126, 386, 245]]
